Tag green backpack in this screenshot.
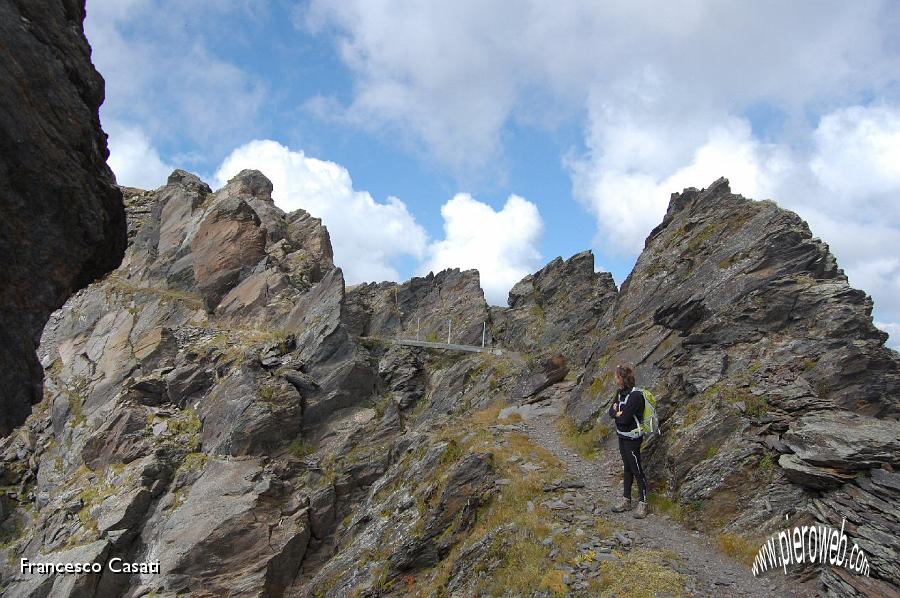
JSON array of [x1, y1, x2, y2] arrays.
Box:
[[619, 388, 660, 438]]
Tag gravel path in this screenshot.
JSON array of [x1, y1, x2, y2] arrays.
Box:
[[516, 397, 820, 597]]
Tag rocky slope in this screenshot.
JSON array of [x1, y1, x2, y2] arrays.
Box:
[[0, 0, 127, 436], [0, 169, 533, 597], [0, 173, 896, 597], [568, 178, 899, 596]]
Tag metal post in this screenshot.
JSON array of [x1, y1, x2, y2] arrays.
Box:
[[447, 319, 452, 344], [416, 315, 420, 341], [482, 321, 486, 347]]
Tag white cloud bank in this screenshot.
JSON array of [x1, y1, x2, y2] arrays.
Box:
[[105, 121, 174, 189], [304, 1, 899, 169], [86, 0, 266, 154], [305, 0, 900, 344], [876, 322, 900, 350], [424, 193, 543, 305], [214, 140, 428, 284], [214, 140, 543, 300]]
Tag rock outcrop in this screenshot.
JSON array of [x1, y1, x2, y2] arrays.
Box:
[[345, 268, 491, 346], [0, 0, 126, 435], [568, 178, 899, 596], [492, 250, 617, 362]]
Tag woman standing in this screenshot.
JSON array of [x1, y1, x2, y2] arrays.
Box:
[[608, 363, 649, 518]]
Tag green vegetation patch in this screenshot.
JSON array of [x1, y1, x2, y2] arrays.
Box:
[[178, 452, 208, 473], [64, 374, 91, 426], [702, 383, 768, 419], [647, 490, 704, 525], [686, 223, 719, 254], [557, 416, 609, 461], [718, 532, 759, 567], [644, 259, 666, 277], [469, 352, 513, 391], [409, 402, 580, 596], [169, 408, 201, 435], [168, 408, 202, 451], [593, 549, 687, 597], [758, 451, 774, 473], [107, 275, 204, 309]]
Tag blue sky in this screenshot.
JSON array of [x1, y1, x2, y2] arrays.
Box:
[[85, 1, 900, 347]]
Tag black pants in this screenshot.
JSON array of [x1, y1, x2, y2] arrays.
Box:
[[618, 435, 647, 502]]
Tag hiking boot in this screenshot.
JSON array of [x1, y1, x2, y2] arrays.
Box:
[[633, 501, 648, 519], [611, 498, 632, 513]]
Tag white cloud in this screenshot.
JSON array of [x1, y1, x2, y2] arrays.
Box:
[[304, 1, 900, 329], [810, 105, 900, 215], [215, 141, 544, 302], [304, 1, 900, 171], [774, 106, 900, 325], [423, 193, 543, 305], [570, 101, 900, 320], [875, 322, 900, 350], [104, 121, 174, 189], [85, 0, 266, 152], [569, 114, 786, 254], [214, 140, 427, 284]]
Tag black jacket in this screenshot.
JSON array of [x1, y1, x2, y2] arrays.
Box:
[[608, 387, 644, 435]]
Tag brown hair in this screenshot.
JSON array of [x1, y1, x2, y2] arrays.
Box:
[[615, 363, 636, 389]]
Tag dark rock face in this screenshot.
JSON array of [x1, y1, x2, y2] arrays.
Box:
[[378, 345, 426, 410], [492, 250, 617, 362], [345, 268, 491, 346], [389, 452, 495, 572], [568, 178, 899, 595], [0, 0, 126, 435]]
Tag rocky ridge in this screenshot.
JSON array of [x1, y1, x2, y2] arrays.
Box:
[[0, 0, 127, 436], [0, 173, 896, 597], [568, 178, 899, 596]]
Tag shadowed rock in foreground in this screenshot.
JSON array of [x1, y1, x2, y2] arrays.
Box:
[[0, 0, 126, 436]]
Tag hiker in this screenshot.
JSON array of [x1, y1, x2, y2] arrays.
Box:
[[608, 363, 649, 518]]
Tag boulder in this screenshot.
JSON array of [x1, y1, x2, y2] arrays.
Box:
[[199, 367, 303, 457], [494, 250, 617, 360], [140, 458, 310, 597], [778, 453, 856, 490], [344, 268, 491, 345], [308, 485, 336, 540], [165, 365, 213, 406], [782, 412, 900, 470], [513, 354, 569, 400], [192, 186, 267, 312]]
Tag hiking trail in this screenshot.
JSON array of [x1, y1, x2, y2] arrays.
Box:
[[511, 394, 820, 597]]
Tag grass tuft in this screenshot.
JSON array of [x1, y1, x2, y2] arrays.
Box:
[[557, 416, 609, 461], [594, 549, 687, 597], [718, 532, 759, 566]]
